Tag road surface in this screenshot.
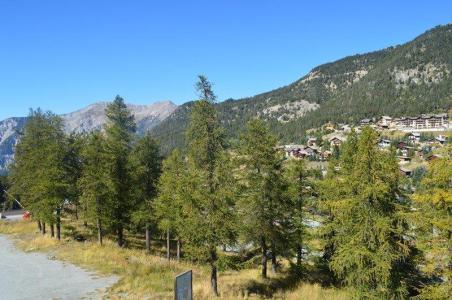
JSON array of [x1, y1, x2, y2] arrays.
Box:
[[0, 235, 117, 300]]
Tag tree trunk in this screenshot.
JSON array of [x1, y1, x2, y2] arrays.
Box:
[[177, 239, 181, 260], [145, 225, 150, 253], [271, 242, 277, 274], [210, 248, 219, 296], [117, 226, 124, 247], [37, 220, 42, 232], [166, 228, 170, 261], [261, 236, 267, 278], [296, 243, 302, 266], [42, 222, 46, 235], [50, 224, 55, 238], [56, 208, 61, 241], [97, 217, 103, 246], [74, 204, 79, 220]]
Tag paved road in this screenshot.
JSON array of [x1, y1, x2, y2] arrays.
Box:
[[0, 235, 117, 300]]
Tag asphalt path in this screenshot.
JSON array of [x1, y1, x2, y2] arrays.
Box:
[[0, 235, 117, 300]]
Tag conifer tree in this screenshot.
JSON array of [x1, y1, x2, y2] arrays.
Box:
[[10, 109, 69, 239], [285, 159, 309, 267], [104, 96, 136, 247], [321, 127, 414, 298], [412, 146, 451, 299], [154, 149, 186, 259], [238, 119, 289, 278], [64, 133, 84, 221], [130, 132, 162, 252], [183, 75, 237, 296], [78, 131, 111, 245]]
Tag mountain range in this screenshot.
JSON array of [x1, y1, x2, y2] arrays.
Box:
[[1, 24, 451, 173], [0, 101, 176, 173]]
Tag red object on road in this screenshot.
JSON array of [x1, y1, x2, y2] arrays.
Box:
[[23, 211, 31, 220]]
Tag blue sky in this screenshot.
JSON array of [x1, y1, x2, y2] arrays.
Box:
[[1, 0, 451, 119]]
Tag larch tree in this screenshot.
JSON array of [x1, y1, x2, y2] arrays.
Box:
[[285, 159, 309, 268], [104, 96, 136, 247], [78, 131, 112, 245], [238, 119, 289, 278], [412, 145, 451, 299], [64, 132, 84, 221], [9, 109, 69, 239], [154, 149, 186, 260], [130, 132, 162, 252], [183, 75, 237, 296], [323, 127, 415, 298]]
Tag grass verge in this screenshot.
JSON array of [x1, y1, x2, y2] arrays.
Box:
[[0, 220, 349, 299]]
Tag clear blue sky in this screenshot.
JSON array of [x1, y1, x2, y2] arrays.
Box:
[[1, 0, 451, 119]]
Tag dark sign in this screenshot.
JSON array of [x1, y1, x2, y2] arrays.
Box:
[[174, 270, 192, 300]]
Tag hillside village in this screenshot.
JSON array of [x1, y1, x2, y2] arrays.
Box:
[[279, 112, 451, 178]]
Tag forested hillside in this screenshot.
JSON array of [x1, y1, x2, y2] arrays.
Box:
[[152, 24, 452, 154]]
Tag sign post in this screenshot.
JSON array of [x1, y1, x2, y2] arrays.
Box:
[[174, 270, 192, 300]]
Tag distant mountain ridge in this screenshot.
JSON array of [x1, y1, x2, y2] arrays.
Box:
[[0, 101, 177, 173], [151, 24, 452, 153]]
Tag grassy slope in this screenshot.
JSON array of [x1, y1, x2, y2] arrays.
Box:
[[0, 220, 350, 299]]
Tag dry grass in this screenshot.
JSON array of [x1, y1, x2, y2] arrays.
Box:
[[0, 220, 349, 299]]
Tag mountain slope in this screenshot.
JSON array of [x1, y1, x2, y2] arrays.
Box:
[[152, 24, 452, 154], [0, 101, 177, 173]]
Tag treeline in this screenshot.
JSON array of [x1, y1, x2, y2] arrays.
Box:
[[8, 76, 451, 298]]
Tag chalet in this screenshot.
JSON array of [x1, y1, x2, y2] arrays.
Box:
[[304, 146, 317, 156], [321, 150, 332, 160], [408, 132, 421, 143], [378, 116, 393, 129], [282, 145, 305, 158], [307, 137, 317, 147], [397, 141, 408, 150], [329, 136, 343, 147]]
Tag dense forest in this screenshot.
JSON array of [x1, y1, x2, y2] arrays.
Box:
[[152, 24, 452, 154], [5, 76, 451, 299]]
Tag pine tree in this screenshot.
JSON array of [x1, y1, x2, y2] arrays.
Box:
[[183, 75, 237, 295], [412, 145, 451, 298], [322, 127, 414, 298], [238, 119, 289, 278], [104, 96, 136, 247], [130, 132, 162, 252], [78, 131, 112, 245]]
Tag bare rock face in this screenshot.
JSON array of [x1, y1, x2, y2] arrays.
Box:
[[62, 101, 177, 133], [0, 101, 177, 173]]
